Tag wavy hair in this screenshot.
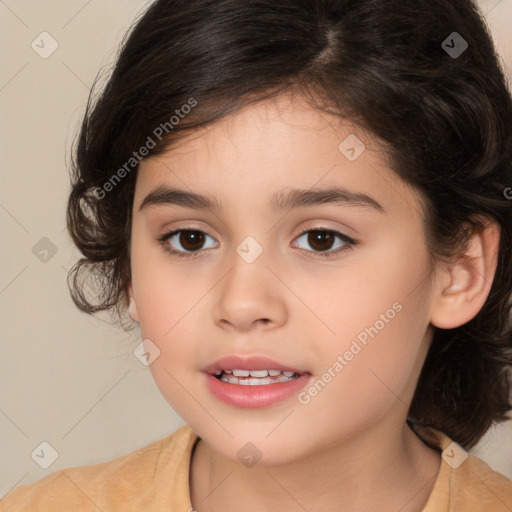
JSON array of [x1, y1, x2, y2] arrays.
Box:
[[66, 0, 512, 449]]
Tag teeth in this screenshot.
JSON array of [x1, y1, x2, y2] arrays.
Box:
[[223, 369, 297, 377], [216, 370, 300, 386], [255, 378, 271, 385], [249, 370, 268, 377], [232, 369, 250, 377], [213, 368, 304, 386]]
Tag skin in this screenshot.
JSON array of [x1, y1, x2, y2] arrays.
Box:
[[127, 93, 500, 512]]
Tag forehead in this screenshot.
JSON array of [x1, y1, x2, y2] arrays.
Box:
[[134, 94, 424, 222]]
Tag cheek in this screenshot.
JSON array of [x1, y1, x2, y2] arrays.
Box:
[[289, 309, 424, 455], [304, 247, 431, 422], [130, 242, 206, 401], [130, 239, 206, 338]]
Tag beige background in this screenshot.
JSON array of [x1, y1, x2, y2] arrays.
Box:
[[1, 0, 511, 498]]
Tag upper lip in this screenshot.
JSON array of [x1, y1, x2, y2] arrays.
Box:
[[202, 355, 307, 375]]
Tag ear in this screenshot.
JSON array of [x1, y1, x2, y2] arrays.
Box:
[[127, 282, 140, 323], [430, 217, 500, 329]]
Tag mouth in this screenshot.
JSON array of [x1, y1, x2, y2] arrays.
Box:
[[202, 355, 312, 408]]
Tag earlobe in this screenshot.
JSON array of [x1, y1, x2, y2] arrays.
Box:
[[127, 283, 140, 322], [429, 218, 500, 330]]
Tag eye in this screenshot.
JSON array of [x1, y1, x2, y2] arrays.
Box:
[[157, 227, 218, 259], [292, 228, 357, 259]]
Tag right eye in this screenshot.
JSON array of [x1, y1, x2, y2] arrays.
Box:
[[157, 228, 218, 259]]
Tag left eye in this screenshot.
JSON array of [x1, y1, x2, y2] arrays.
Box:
[[157, 227, 357, 259], [293, 228, 355, 256]]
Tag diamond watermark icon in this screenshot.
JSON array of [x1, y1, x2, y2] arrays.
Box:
[[236, 236, 263, 264], [133, 338, 161, 366], [31, 32, 59, 59], [338, 134, 366, 161], [237, 442, 262, 468], [442, 441, 468, 469], [31, 441, 59, 469], [442, 32, 468, 59], [32, 237, 58, 263]]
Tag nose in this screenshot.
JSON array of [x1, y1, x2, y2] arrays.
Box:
[[211, 250, 288, 333]]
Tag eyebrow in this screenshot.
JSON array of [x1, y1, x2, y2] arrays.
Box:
[[138, 184, 386, 214]]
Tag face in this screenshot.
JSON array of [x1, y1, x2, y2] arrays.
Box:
[[128, 93, 438, 465]]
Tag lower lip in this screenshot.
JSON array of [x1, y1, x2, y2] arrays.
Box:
[[204, 373, 311, 408]]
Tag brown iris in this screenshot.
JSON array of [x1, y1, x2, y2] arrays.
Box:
[[306, 230, 336, 252], [178, 231, 205, 252]]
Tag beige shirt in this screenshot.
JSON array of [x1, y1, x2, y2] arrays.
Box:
[[1, 423, 511, 511]]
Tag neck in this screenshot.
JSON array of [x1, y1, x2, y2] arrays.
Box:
[[190, 418, 441, 512]]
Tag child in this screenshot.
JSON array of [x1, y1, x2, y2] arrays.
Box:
[[2, 0, 512, 510]]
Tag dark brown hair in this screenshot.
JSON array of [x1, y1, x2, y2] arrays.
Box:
[[66, 0, 512, 449]]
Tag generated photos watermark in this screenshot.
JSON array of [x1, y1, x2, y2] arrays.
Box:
[[93, 97, 198, 200], [297, 301, 403, 405]]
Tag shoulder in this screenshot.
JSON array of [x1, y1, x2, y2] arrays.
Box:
[[450, 451, 512, 511], [415, 424, 512, 512], [0, 424, 198, 512]]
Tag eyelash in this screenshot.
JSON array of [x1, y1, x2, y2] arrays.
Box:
[[156, 225, 358, 260]]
